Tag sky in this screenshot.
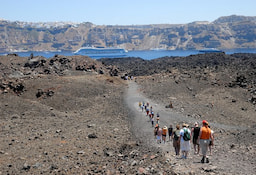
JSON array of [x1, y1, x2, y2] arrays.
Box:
[[0, 0, 255, 25]]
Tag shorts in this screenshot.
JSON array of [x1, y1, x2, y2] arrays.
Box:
[[180, 140, 190, 151], [200, 139, 210, 156], [157, 135, 161, 140], [193, 137, 199, 145]]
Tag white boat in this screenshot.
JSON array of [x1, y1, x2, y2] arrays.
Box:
[[150, 47, 166, 51], [199, 48, 223, 53], [74, 46, 128, 57]]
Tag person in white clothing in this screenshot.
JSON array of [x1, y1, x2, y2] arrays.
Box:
[[179, 123, 191, 159]]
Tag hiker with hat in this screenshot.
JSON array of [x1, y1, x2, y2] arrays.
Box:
[[197, 120, 214, 163], [179, 123, 191, 159], [162, 126, 168, 144], [191, 122, 200, 154]]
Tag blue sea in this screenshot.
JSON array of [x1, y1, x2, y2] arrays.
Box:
[[1, 48, 256, 60]]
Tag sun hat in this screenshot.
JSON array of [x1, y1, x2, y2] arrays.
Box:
[[194, 122, 198, 126]]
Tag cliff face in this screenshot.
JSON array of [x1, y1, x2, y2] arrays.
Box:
[[0, 15, 256, 52]]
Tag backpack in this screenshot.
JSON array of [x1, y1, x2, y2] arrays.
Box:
[[183, 128, 191, 141], [173, 130, 180, 140]]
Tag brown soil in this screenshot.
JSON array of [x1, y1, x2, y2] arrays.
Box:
[[0, 53, 256, 174]]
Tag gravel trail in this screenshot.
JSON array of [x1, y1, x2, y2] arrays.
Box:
[[125, 80, 255, 175]]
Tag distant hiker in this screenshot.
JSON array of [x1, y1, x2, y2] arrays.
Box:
[[157, 127, 163, 144], [154, 124, 159, 139], [180, 123, 191, 159], [168, 124, 173, 141], [156, 116, 160, 125], [139, 101, 142, 109], [150, 114, 154, 127], [162, 126, 168, 144], [191, 122, 200, 154], [151, 111, 154, 118], [198, 120, 213, 163], [172, 124, 181, 156], [208, 125, 214, 156], [146, 107, 150, 116], [146, 102, 149, 107]]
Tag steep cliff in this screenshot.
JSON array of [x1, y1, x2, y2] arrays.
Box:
[[0, 15, 255, 52]]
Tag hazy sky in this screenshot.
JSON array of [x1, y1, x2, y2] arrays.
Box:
[[0, 0, 255, 25]]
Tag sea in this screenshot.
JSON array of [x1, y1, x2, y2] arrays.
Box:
[[1, 48, 256, 60]]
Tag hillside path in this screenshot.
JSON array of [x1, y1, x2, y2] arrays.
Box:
[[124, 80, 253, 174]]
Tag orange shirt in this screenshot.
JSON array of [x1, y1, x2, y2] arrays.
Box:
[[200, 126, 211, 139], [162, 128, 168, 135]]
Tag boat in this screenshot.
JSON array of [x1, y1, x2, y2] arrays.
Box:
[[150, 48, 166, 51], [74, 46, 128, 57], [199, 48, 223, 53]]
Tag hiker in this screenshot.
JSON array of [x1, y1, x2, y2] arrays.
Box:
[[139, 101, 142, 109], [150, 114, 154, 127], [142, 101, 145, 111], [168, 124, 173, 141], [172, 124, 181, 156], [208, 125, 214, 155], [154, 124, 159, 139], [157, 126, 163, 144], [156, 116, 160, 125], [180, 123, 191, 159], [191, 122, 200, 154], [198, 120, 214, 163], [162, 126, 168, 144], [141, 103, 144, 112], [146, 107, 150, 116]]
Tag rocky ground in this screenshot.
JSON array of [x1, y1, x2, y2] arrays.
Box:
[[101, 52, 256, 174], [0, 52, 256, 174]]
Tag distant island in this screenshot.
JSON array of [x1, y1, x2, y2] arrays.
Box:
[[0, 15, 255, 53]]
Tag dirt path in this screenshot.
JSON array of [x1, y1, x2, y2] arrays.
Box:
[[125, 81, 255, 174]]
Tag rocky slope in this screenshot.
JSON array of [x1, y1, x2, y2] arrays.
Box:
[[0, 53, 255, 174], [0, 15, 256, 52]]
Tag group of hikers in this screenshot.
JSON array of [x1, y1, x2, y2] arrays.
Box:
[[138, 101, 214, 163]]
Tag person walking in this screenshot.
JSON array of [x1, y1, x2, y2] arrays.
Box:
[[150, 113, 154, 127], [146, 107, 150, 116], [191, 122, 200, 154], [162, 126, 168, 144], [154, 124, 159, 139], [180, 123, 191, 159], [172, 124, 181, 156], [198, 120, 214, 163], [168, 124, 173, 141], [157, 126, 163, 144]]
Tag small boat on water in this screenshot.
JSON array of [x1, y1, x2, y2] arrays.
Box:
[[199, 48, 223, 53], [150, 48, 166, 51], [74, 46, 128, 57]]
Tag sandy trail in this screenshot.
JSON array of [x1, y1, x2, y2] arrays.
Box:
[[124, 80, 254, 174], [125, 81, 243, 148]]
